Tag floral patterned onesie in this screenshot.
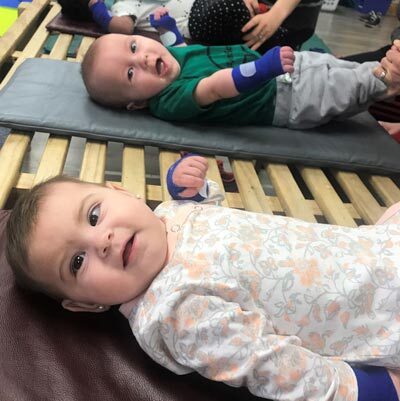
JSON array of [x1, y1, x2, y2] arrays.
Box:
[[120, 182, 400, 401]]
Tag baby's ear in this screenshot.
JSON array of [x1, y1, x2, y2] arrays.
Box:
[[106, 182, 142, 199], [106, 182, 126, 191], [126, 99, 148, 111], [62, 299, 110, 313]]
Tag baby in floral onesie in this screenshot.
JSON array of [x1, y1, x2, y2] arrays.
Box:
[[5, 154, 400, 401]]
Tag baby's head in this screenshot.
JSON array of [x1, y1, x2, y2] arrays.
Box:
[[81, 34, 181, 109], [6, 176, 168, 312]]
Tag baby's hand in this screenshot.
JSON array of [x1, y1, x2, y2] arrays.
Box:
[[280, 46, 295, 74], [150, 7, 185, 46], [172, 155, 208, 198], [150, 7, 175, 31]]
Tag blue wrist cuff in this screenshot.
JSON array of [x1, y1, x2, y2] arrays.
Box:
[[352, 366, 398, 401], [167, 153, 208, 202], [150, 13, 184, 46], [90, 1, 112, 31], [232, 46, 284, 92]]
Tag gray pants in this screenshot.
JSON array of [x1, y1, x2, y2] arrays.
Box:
[[273, 51, 388, 129]]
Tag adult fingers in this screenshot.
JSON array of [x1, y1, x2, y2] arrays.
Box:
[[381, 54, 400, 85], [373, 64, 388, 82], [243, 0, 259, 17], [241, 14, 260, 33]]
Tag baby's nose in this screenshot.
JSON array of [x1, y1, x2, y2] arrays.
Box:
[[141, 53, 157, 71], [141, 53, 149, 68], [97, 231, 113, 258]]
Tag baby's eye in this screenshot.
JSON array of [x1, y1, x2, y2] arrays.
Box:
[[128, 67, 134, 80], [88, 204, 101, 226], [71, 252, 85, 275], [130, 42, 137, 53]]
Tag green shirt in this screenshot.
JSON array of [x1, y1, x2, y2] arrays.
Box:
[[148, 44, 277, 126]]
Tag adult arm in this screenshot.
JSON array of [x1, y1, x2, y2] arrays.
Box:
[[242, 0, 301, 51]]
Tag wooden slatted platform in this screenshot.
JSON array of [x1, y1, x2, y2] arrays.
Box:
[[1, 0, 400, 226]]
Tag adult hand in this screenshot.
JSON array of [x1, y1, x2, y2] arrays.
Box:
[[243, 0, 260, 18], [374, 40, 400, 97], [172, 156, 208, 198], [242, 13, 280, 51]]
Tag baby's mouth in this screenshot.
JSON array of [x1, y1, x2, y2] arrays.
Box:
[[156, 58, 165, 75], [122, 235, 135, 267]]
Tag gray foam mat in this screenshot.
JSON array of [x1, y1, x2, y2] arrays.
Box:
[[0, 58, 399, 174]]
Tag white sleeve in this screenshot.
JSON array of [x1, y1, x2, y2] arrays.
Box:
[[200, 179, 225, 205]]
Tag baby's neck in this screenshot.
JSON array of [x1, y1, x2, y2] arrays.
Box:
[[161, 216, 176, 266]]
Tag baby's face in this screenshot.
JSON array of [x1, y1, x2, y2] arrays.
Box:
[[28, 182, 168, 307], [92, 34, 181, 106]]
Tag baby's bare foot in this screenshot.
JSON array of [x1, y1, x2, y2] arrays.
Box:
[[280, 46, 295, 74]]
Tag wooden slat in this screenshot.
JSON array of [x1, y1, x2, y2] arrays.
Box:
[[0, 1, 60, 89], [79, 140, 107, 183], [18, 1, 30, 15], [48, 33, 73, 60], [368, 175, 400, 206], [75, 36, 95, 62], [33, 136, 70, 185], [23, 25, 80, 185], [231, 159, 272, 213], [265, 163, 316, 221], [159, 150, 180, 201], [299, 166, 356, 227], [122, 146, 146, 198], [12, 171, 364, 222], [0, 132, 31, 208], [333, 171, 383, 224], [0, 0, 51, 69]]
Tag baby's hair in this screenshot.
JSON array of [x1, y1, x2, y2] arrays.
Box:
[[58, 0, 93, 22], [5, 175, 86, 300], [81, 37, 130, 108]]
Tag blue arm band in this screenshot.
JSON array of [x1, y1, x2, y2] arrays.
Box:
[[90, 1, 112, 31], [167, 153, 208, 202], [232, 46, 284, 93], [150, 13, 185, 47], [352, 366, 398, 401]]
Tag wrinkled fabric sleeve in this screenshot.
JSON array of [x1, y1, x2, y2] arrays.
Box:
[[201, 179, 224, 205], [158, 294, 357, 401]]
